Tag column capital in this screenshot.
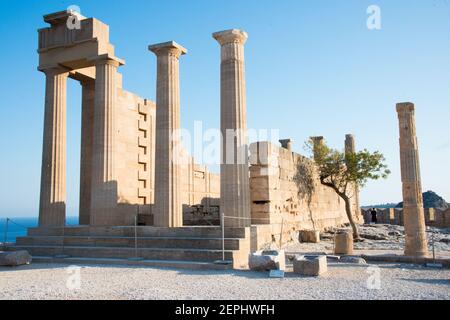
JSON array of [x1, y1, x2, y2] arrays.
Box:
[[213, 29, 248, 46], [279, 139, 293, 151], [396, 102, 415, 114], [148, 41, 187, 58], [40, 66, 70, 76], [311, 136, 324, 144], [345, 134, 355, 140], [87, 54, 125, 68]]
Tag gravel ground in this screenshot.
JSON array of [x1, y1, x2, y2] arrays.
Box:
[[285, 224, 450, 254], [0, 262, 449, 300]]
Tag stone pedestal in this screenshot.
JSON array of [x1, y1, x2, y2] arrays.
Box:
[[90, 57, 121, 226], [397, 102, 428, 257], [39, 68, 68, 227], [149, 41, 186, 228], [335, 231, 353, 255], [293, 255, 327, 277], [213, 29, 251, 228]]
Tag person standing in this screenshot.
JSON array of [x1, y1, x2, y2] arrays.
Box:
[[371, 208, 378, 224]]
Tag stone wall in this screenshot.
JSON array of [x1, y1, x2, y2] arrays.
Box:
[[181, 160, 220, 225], [88, 77, 221, 227], [249, 141, 361, 244], [362, 208, 450, 228]]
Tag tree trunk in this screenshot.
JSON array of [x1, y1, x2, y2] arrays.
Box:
[[341, 194, 360, 240], [319, 178, 360, 240]]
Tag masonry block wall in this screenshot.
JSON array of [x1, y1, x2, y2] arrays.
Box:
[[362, 208, 450, 228], [249, 141, 360, 241], [115, 89, 221, 226]]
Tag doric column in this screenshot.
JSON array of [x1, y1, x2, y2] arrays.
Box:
[[311, 136, 324, 161], [79, 79, 95, 225], [396, 102, 428, 257], [39, 67, 68, 227], [345, 134, 361, 222], [148, 41, 186, 227], [90, 57, 120, 226], [213, 29, 251, 228], [279, 139, 293, 152]]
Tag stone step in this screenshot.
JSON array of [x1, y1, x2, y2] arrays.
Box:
[[30, 256, 233, 270], [12, 245, 236, 262], [27, 226, 248, 238], [16, 236, 242, 250]]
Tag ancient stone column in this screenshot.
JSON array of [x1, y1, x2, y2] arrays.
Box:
[[90, 57, 120, 226], [311, 136, 324, 160], [39, 68, 69, 227], [148, 41, 186, 227], [397, 102, 428, 257], [279, 139, 293, 152], [345, 134, 361, 222], [79, 79, 95, 225], [213, 29, 251, 228]]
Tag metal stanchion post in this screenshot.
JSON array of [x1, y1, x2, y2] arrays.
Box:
[[129, 211, 143, 261], [222, 213, 225, 261], [3, 218, 9, 250], [279, 218, 284, 249], [135, 214, 138, 259]]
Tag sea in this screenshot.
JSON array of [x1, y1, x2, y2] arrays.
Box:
[[0, 217, 79, 243]]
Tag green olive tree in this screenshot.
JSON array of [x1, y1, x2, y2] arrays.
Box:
[[306, 138, 390, 240]]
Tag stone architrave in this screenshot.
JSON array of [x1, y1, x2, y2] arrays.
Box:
[[39, 67, 69, 227], [396, 102, 428, 257], [213, 29, 251, 228], [148, 41, 187, 227]]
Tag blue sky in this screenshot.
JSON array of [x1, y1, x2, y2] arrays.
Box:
[[0, 0, 449, 217]]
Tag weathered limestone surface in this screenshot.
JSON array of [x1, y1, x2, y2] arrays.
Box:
[[334, 231, 354, 255], [293, 255, 327, 276], [149, 42, 187, 227], [249, 141, 360, 244], [397, 102, 428, 257], [79, 79, 95, 225], [35, 11, 366, 238], [213, 29, 251, 228], [39, 68, 68, 227], [345, 134, 362, 223], [89, 57, 121, 226], [248, 250, 286, 271], [299, 230, 321, 243], [0, 251, 32, 266]]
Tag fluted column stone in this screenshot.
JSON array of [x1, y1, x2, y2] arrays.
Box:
[[39, 67, 68, 227], [397, 102, 428, 257], [90, 57, 120, 226], [148, 41, 186, 228], [213, 29, 251, 228], [79, 79, 95, 225], [345, 134, 361, 222]]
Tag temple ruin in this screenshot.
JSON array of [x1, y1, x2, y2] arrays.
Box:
[[14, 10, 361, 268]]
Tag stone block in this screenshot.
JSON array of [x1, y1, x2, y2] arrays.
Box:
[[340, 256, 367, 264], [293, 255, 327, 276], [334, 231, 353, 255], [299, 230, 320, 243], [248, 250, 286, 271], [0, 251, 32, 266]]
